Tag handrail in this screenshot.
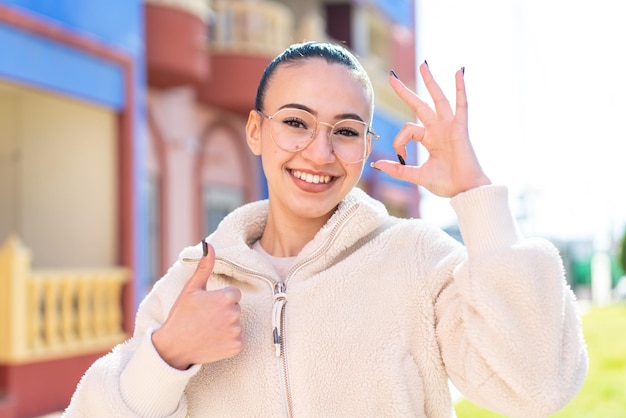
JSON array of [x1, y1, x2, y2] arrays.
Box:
[[145, 0, 209, 21], [0, 235, 129, 363], [208, 0, 293, 56]]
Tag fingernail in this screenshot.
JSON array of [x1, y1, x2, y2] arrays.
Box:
[[461, 66, 465, 75], [424, 59, 429, 67], [397, 154, 406, 165], [202, 239, 208, 257], [369, 162, 382, 171], [390, 69, 399, 79]]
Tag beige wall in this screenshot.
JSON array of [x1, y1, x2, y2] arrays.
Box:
[[0, 80, 118, 268], [147, 87, 258, 268], [148, 87, 199, 266], [0, 84, 19, 242]]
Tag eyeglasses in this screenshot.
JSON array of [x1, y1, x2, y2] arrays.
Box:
[[256, 108, 379, 163]]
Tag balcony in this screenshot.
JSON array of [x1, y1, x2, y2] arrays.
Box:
[[0, 235, 130, 417], [145, 0, 209, 87], [198, 0, 293, 114]]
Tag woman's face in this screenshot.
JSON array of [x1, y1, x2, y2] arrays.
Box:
[[247, 58, 373, 223]]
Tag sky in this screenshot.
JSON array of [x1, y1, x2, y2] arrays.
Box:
[[414, 0, 626, 250]]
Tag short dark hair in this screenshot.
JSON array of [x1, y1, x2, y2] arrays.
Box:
[[254, 41, 373, 113]]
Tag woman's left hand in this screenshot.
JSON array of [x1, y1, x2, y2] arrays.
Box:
[[371, 63, 491, 198]]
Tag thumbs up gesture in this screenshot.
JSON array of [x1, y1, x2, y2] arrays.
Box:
[[152, 241, 244, 370]]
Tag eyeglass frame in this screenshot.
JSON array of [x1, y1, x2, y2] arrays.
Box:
[[255, 107, 379, 163]]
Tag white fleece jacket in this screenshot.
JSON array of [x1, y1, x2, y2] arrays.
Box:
[[64, 186, 587, 418]]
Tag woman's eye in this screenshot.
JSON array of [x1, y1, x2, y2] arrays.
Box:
[[335, 127, 359, 137], [283, 118, 307, 129]]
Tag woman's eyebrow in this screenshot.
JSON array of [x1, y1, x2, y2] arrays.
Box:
[[278, 103, 312, 113], [336, 112, 365, 122], [277, 103, 365, 122]]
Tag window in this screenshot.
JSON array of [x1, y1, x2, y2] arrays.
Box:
[[203, 185, 243, 235]]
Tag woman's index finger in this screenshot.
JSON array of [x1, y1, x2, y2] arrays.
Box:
[[389, 71, 434, 124], [419, 62, 453, 119]]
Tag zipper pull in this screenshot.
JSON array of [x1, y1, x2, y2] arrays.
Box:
[[272, 282, 287, 357]]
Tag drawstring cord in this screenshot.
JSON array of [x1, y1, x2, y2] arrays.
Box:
[[272, 282, 287, 357]]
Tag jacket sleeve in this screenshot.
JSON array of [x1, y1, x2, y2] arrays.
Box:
[[63, 252, 203, 418], [434, 185, 588, 417]]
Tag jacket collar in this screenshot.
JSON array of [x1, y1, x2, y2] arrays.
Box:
[[184, 188, 389, 281]]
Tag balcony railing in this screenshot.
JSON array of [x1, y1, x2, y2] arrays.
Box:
[[208, 0, 293, 56], [144, 0, 209, 21], [0, 235, 129, 363]]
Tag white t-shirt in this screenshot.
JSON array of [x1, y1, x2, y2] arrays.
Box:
[[251, 240, 296, 281]]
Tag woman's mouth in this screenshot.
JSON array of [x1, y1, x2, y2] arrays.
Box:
[[290, 169, 333, 184]]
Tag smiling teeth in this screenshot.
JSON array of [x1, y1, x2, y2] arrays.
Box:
[[291, 170, 332, 184]]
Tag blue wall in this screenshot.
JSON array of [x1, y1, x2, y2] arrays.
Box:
[[1, 0, 142, 52], [362, 109, 417, 188], [373, 0, 413, 28], [0, 23, 124, 108], [0, 0, 143, 107]]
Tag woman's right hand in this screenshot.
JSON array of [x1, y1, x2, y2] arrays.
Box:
[[372, 63, 491, 197], [152, 243, 244, 370]]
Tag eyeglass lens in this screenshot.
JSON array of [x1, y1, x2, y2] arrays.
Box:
[[269, 108, 370, 163]]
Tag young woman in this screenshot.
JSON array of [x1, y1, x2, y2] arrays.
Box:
[[65, 41, 587, 417]]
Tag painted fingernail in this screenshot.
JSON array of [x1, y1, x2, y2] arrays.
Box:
[[369, 162, 382, 171], [390, 69, 399, 79], [397, 154, 406, 165], [424, 59, 429, 67], [202, 239, 208, 257], [461, 66, 465, 75]]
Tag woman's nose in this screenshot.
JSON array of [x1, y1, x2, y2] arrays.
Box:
[[301, 123, 336, 164]]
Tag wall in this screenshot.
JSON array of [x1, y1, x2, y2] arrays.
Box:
[[2, 81, 118, 268]]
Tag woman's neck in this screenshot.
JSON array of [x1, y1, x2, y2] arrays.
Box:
[[260, 209, 332, 257]]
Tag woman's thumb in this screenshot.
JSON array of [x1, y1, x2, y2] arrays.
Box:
[[185, 240, 215, 291]]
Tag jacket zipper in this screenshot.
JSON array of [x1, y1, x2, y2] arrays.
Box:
[[211, 258, 294, 416], [277, 203, 360, 418], [212, 202, 360, 418]]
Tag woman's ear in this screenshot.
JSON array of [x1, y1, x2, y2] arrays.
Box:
[[246, 110, 262, 156]]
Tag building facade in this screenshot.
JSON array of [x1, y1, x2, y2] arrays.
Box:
[[144, 0, 419, 288], [0, 1, 143, 416], [0, 0, 417, 416]]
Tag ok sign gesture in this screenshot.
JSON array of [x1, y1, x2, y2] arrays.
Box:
[[371, 62, 491, 197]]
